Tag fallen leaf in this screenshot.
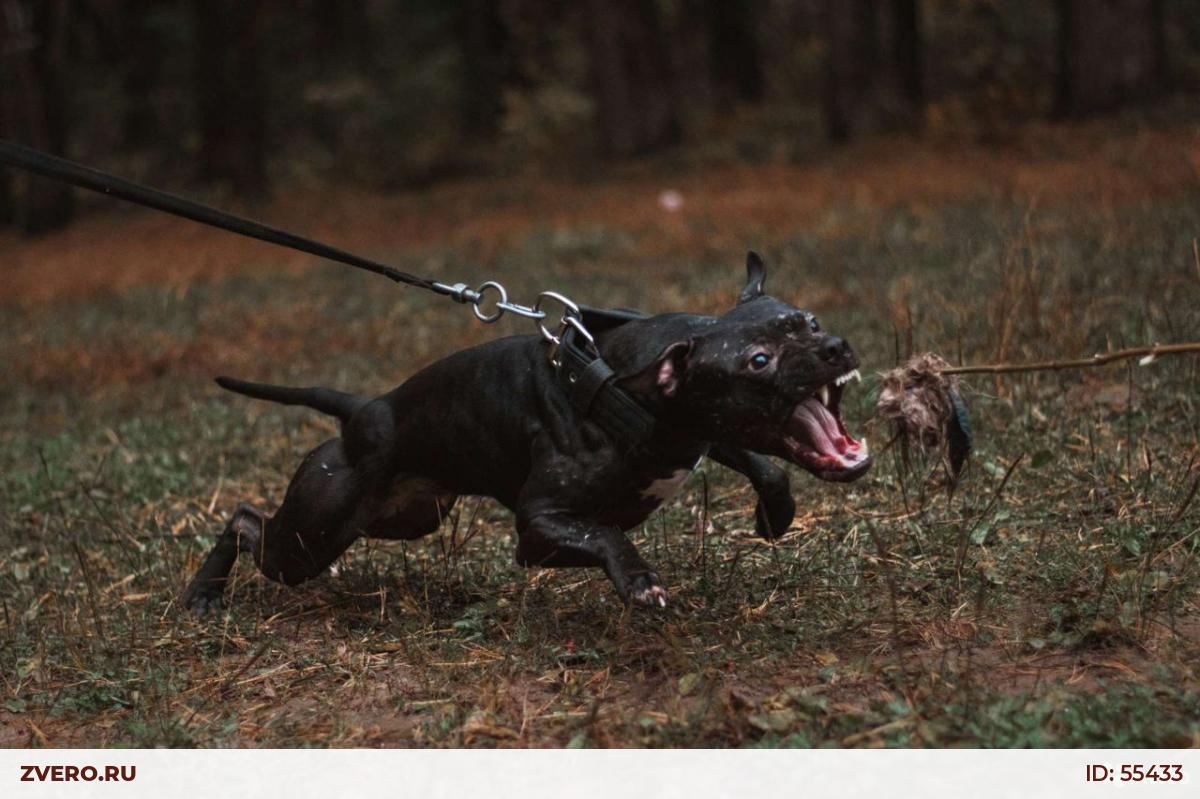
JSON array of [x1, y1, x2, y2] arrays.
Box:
[[748, 709, 799, 733], [815, 651, 839, 666]]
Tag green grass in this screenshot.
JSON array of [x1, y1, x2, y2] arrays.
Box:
[[1, 183, 1198, 747]]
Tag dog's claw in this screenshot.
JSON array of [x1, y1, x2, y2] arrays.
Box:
[[180, 583, 225, 617], [187, 597, 223, 617], [627, 572, 669, 608]]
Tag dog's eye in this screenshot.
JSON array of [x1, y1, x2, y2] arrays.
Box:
[[749, 352, 772, 370]]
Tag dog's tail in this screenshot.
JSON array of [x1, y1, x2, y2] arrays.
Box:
[[215, 376, 367, 421]]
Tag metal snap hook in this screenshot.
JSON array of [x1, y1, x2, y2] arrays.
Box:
[[563, 314, 597, 352], [534, 291, 582, 343]]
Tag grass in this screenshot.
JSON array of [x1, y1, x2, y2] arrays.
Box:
[[1, 118, 1199, 747]]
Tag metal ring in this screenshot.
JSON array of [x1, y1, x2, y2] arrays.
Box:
[[533, 291, 581, 343], [472, 281, 508, 323]]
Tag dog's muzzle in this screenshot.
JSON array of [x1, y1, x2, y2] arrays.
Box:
[[782, 368, 872, 482]]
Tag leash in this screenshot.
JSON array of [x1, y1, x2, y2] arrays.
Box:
[[0, 138, 583, 342], [2, 139, 665, 449]]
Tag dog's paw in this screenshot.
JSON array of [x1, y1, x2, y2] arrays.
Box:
[[755, 491, 795, 540], [180, 582, 225, 617], [626, 572, 669, 608]]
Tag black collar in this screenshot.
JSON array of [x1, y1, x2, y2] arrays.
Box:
[[551, 306, 663, 454]]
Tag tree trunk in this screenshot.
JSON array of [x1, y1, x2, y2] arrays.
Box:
[[120, 0, 164, 148], [0, 6, 12, 227], [893, 0, 923, 110], [311, 0, 371, 73], [0, 0, 75, 234], [458, 0, 508, 140], [583, 0, 680, 157], [709, 0, 764, 104], [0, 169, 11, 227], [823, 0, 923, 141], [1056, 0, 1165, 114], [192, 0, 267, 195], [1151, 0, 1168, 88], [823, 0, 866, 142]]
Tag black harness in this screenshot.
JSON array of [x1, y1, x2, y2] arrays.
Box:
[[550, 307, 665, 454]]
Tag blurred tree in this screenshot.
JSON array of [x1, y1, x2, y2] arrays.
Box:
[[0, 27, 10, 227], [709, 0, 764, 104], [192, 0, 267, 195], [921, 0, 1059, 136], [0, 170, 10, 226], [0, 0, 75, 234], [894, 0, 923, 112], [71, 0, 165, 150], [119, 0, 167, 148], [3, 0, 1199, 236], [296, 0, 373, 159], [823, 0, 923, 141], [458, 0, 510, 140], [583, 0, 680, 156], [311, 0, 370, 73], [1056, 0, 1167, 113], [71, 0, 195, 169]]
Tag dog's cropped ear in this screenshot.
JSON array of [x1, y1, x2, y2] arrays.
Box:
[[617, 340, 693, 398], [737, 251, 767, 305]]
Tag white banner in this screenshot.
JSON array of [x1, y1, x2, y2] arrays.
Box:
[[2, 749, 1195, 799]]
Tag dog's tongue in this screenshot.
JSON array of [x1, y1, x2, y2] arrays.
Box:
[[793, 397, 850, 456], [787, 393, 871, 479]]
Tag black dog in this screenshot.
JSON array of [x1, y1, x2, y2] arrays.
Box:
[[181, 253, 870, 612]]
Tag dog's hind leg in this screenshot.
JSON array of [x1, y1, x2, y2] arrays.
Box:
[[180, 503, 265, 614], [182, 433, 388, 613], [250, 437, 378, 587]]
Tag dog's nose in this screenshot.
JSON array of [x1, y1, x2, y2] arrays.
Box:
[[819, 336, 851, 363]]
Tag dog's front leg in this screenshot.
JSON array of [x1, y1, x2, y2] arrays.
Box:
[[708, 445, 795, 540], [514, 511, 668, 607]]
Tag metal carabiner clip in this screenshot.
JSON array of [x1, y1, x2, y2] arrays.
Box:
[[535, 291, 595, 365], [534, 291, 582, 343]]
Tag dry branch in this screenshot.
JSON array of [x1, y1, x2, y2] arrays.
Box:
[[874, 342, 1200, 485], [941, 342, 1200, 376]]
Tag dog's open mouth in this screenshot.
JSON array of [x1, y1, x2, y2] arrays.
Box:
[[783, 368, 872, 482]]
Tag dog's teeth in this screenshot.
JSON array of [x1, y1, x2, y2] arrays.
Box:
[[818, 386, 830, 406], [829, 369, 861, 391], [834, 370, 857, 387]]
